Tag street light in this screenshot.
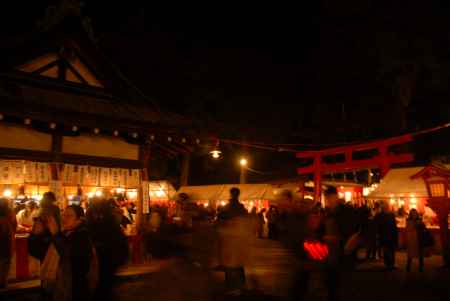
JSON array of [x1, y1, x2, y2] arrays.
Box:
[[239, 157, 248, 184]]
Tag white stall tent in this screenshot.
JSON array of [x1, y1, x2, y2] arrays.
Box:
[[177, 184, 274, 202], [368, 167, 430, 199]]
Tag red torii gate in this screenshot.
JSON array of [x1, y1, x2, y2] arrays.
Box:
[[297, 134, 414, 201]]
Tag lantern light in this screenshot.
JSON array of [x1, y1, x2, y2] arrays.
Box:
[[94, 128, 100, 135], [113, 130, 119, 136], [150, 134, 155, 140], [49, 122, 56, 129], [167, 136, 172, 142], [196, 139, 200, 144], [87, 192, 94, 198], [182, 138, 187, 143], [72, 126, 78, 132], [239, 158, 248, 167], [95, 190, 102, 197], [132, 132, 138, 138], [210, 149, 222, 159], [220, 201, 226, 206], [24, 118, 31, 125], [3, 189, 12, 198], [32, 194, 43, 201]]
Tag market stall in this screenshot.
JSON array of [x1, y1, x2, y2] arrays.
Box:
[[177, 184, 273, 211]]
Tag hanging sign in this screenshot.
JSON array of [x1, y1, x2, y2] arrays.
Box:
[[0, 161, 12, 184], [99, 168, 111, 187], [127, 169, 140, 188], [142, 181, 150, 214], [24, 161, 37, 183], [110, 168, 121, 187], [36, 163, 50, 183], [49, 180, 64, 208], [11, 161, 25, 184]]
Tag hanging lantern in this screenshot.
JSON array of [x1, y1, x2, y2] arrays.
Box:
[[24, 118, 31, 125], [210, 140, 222, 159], [72, 125, 78, 132], [49, 122, 56, 129]]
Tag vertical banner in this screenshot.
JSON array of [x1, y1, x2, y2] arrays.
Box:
[[110, 168, 121, 187], [0, 161, 12, 184], [36, 163, 49, 183], [142, 180, 150, 214], [79, 165, 87, 185], [119, 169, 127, 187], [24, 162, 37, 183], [11, 161, 24, 184], [100, 168, 111, 187], [49, 180, 64, 208], [62, 164, 73, 185], [71, 165, 81, 185], [127, 169, 140, 188]]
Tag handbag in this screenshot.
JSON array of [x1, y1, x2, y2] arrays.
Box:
[[87, 246, 99, 291], [422, 227, 434, 248], [40, 243, 60, 291], [344, 231, 362, 255]]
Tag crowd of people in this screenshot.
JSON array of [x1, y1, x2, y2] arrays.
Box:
[[209, 186, 436, 301], [0, 186, 438, 301], [0, 192, 130, 301]]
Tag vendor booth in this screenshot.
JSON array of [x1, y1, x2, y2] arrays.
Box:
[[177, 184, 274, 211], [0, 12, 191, 281]]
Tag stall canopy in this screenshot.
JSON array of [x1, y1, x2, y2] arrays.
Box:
[[177, 184, 274, 202], [149, 181, 177, 201], [368, 167, 430, 199]]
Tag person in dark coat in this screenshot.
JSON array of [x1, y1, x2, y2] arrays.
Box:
[[216, 187, 250, 292], [0, 198, 16, 288], [38, 192, 61, 229], [375, 202, 398, 270], [86, 198, 129, 301], [30, 205, 93, 301]]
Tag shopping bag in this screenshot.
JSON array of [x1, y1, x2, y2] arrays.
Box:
[[344, 231, 362, 255], [40, 243, 60, 291], [303, 240, 329, 261], [87, 247, 99, 291]]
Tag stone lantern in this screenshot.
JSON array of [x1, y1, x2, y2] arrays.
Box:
[[411, 164, 450, 267]]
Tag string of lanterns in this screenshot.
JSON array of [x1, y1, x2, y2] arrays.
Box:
[[1, 113, 449, 159]]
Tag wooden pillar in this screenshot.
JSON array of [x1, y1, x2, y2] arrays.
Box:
[[313, 156, 322, 203], [180, 153, 190, 187], [50, 133, 64, 208], [438, 211, 450, 267], [379, 145, 390, 177], [138, 143, 151, 234]]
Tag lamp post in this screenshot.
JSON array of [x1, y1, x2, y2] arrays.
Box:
[[412, 164, 450, 267], [239, 158, 248, 184]]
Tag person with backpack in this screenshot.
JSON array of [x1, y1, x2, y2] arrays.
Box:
[[376, 202, 399, 270], [86, 198, 129, 301], [406, 209, 433, 272]]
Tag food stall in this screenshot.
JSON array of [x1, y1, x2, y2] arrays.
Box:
[[368, 166, 450, 251], [177, 184, 273, 211], [0, 12, 192, 281]]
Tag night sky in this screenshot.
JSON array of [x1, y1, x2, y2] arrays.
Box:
[[1, 1, 449, 185]]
